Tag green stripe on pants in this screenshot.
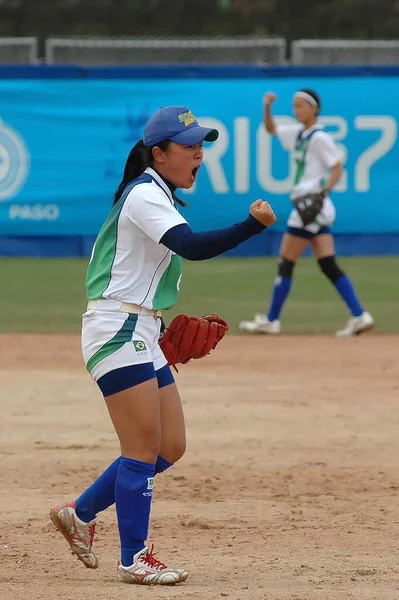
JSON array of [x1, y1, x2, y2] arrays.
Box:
[[86, 313, 138, 375]]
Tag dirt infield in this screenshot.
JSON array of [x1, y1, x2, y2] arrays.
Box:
[[1, 333, 399, 600]]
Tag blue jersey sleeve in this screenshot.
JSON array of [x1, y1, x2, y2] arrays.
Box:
[[159, 215, 266, 261]]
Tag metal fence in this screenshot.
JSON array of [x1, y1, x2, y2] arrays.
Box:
[[0, 37, 38, 64], [44, 37, 287, 65], [0, 36, 399, 66], [292, 39, 399, 65]]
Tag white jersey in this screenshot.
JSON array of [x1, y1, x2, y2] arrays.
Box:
[[86, 167, 187, 310], [276, 123, 343, 200]]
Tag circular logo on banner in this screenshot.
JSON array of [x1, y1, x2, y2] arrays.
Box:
[[0, 119, 30, 202]]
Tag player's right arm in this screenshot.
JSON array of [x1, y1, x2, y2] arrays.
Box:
[[160, 200, 277, 261], [263, 92, 278, 135], [263, 92, 302, 151], [126, 182, 277, 261]]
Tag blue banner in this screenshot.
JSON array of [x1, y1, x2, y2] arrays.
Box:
[[0, 68, 398, 236]]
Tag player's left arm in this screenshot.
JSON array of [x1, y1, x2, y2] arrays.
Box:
[[315, 132, 344, 194], [324, 161, 343, 194]]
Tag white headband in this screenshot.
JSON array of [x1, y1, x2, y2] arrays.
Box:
[[294, 91, 318, 107]]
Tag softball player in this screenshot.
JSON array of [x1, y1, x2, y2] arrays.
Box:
[[49, 105, 276, 585], [240, 89, 374, 337]]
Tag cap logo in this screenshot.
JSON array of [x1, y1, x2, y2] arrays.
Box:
[[178, 110, 197, 127]]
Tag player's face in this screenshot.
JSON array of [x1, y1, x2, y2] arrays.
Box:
[[293, 97, 317, 124], [155, 141, 204, 189]]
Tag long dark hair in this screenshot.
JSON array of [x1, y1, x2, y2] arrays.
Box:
[[113, 139, 187, 207]]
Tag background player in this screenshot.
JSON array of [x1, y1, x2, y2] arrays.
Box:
[[240, 89, 374, 337]]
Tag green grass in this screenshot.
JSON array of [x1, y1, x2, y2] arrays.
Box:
[[1, 256, 398, 334]]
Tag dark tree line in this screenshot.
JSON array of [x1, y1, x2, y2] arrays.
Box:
[[0, 0, 398, 49]]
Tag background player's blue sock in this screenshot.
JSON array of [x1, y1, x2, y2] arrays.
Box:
[[334, 274, 364, 317], [75, 457, 120, 522], [267, 276, 292, 321], [115, 456, 155, 567], [75, 455, 173, 523]]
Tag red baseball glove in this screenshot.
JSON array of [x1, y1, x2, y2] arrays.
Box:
[[159, 313, 229, 371]]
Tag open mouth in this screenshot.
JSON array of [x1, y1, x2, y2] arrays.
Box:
[[191, 166, 200, 181]]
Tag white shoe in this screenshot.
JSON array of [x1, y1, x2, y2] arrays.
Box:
[[117, 545, 188, 585], [336, 311, 374, 337], [239, 314, 281, 334], [50, 500, 98, 569]]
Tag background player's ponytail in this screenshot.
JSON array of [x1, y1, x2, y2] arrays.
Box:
[[113, 138, 187, 207]]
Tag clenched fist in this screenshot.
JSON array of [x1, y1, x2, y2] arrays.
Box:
[[250, 199, 277, 227], [263, 92, 277, 106]]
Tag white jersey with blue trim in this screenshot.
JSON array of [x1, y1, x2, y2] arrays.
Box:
[[276, 123, 343, 200], [86, 167, 187, 310]]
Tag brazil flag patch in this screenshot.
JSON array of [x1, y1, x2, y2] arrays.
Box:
[[133, 340, 147, 353]]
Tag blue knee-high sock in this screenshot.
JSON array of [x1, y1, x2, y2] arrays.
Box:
[[75, 455, 173, 523], [115, 457, 155, 567], [267, 276, 292, 321], [334, 274, 364, 317], [75, 457, 121, 523], [155, 455, 173, 474]]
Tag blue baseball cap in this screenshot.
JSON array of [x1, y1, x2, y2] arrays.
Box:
[[143, 106, 219, 147]]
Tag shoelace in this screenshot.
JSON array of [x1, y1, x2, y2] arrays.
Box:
[[141, 545, 167, 570], [71, 514, 95, 547], [89, 523, 96, 546]]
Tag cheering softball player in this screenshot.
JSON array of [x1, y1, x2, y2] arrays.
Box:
[[49, 105, 276, 585], [240, 89, 373, 337]]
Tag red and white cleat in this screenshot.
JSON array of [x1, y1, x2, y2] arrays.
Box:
[[50, 500, 98, 569], [117, 545, 188, 585]]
